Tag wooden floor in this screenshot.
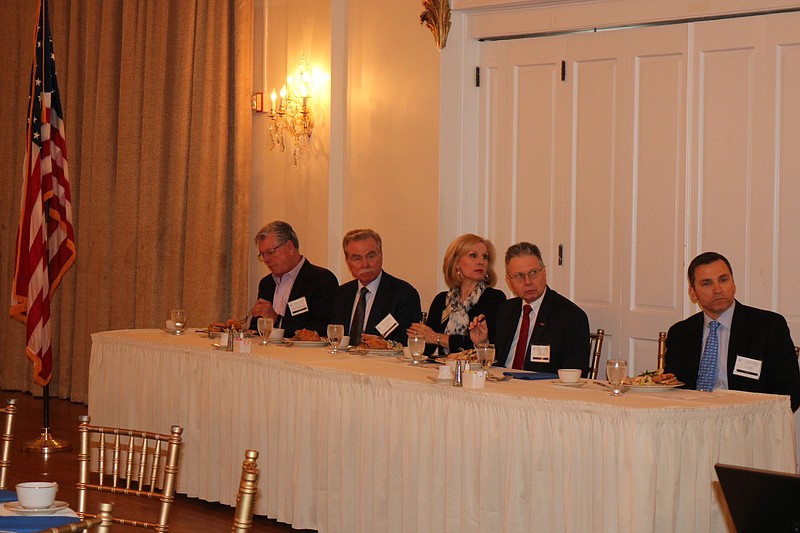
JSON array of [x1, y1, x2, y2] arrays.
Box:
[[1, 390, 315, 533]]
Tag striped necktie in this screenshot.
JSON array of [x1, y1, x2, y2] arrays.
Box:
[[350, 287, 369, 346]]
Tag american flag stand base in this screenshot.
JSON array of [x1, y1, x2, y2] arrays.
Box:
[[22, 385, 71, 454]]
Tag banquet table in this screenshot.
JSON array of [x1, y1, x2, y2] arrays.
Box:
[[88, 329, 797, 533]]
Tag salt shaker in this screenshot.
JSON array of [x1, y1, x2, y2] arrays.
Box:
[[454, 358, 463, 387]]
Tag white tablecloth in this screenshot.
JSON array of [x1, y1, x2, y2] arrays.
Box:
[[88, 329, 797, 533]]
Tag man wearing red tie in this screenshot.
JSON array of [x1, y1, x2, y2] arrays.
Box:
[[470, 242, 590, 375]]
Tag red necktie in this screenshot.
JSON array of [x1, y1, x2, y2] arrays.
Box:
[[512, 304, 532, 370]]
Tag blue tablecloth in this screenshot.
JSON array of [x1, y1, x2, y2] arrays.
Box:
[[0, 492, 16, 503], [0, 516, 79, 532]]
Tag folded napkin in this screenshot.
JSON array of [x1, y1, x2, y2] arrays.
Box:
[[0, 516, 79, 532], [503, 371, 559, 380], [0, 491, 15, 503]]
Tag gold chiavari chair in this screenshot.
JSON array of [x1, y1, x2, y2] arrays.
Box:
[[588, 329, 605, 379], [657, 332, 667, 371], [77, 416, 183, 532], [33, 502, 113, 533], [0, 398, 18, 492], [231, 449, 260, 533]]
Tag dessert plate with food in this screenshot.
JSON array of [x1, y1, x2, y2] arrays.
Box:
[[623, 370, 684, 392]]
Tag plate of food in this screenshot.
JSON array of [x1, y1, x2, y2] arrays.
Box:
[[289, 329, 329, 346], [623, 370, 684, 392], [351, 334, 402, 355]]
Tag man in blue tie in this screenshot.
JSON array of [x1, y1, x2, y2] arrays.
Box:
[[665, 252, 800, 411]]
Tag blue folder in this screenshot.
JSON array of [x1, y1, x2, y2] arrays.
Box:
[[503, 371, 559, 380]]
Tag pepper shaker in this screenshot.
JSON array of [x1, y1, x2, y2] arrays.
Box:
[[226, 326, 235, 352], [454, 358, 463, 387]]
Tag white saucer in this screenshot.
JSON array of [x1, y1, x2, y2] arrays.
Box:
[[162, 328, 186, 336], [4, 500, 69, 515], [551, 380, 586, 388], [426, 376, 452, 385]]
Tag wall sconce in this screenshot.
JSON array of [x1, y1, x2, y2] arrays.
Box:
[[267, 57, 315, 167]]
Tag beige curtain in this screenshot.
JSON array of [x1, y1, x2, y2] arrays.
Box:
[[0, 0, 253, 402]]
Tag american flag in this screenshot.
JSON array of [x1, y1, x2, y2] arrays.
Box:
[[10, 0, 76, 387]]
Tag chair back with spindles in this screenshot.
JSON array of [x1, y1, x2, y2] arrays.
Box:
[[33, 501, 113, 533], [0, 398, 17, 490], [77, 416, 182, 532], [588, 329, 605, 379], [231, 449, 260, 532], [657, 331, 667, 371]]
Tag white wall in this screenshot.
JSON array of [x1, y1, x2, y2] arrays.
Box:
[[250, 0, 441, 308]]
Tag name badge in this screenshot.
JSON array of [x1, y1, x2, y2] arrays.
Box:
[[529, 345, 550, 363], [732, 355, 762, 380], [287, 297, 309, 316], [376, 314, 399, 338]]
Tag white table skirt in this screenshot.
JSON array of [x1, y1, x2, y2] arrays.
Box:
[[88, 329, 797, 533]]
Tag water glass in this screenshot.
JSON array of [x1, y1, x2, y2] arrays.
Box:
[[257, 317, 273, 345], [476, 343, 496, 371], [606, 359, 628, 396], [407, 333, 426, 365], [171, 309, 187, 334], [327, 324, 344, 354]]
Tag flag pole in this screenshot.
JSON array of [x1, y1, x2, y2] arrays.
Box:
[[22, 386, 71, 453]]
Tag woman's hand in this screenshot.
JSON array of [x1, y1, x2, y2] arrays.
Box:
[[407, 322, 438, 345], [468, 314, 488, 345]]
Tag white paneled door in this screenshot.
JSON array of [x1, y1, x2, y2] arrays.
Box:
[[477, 12, 800, 375]]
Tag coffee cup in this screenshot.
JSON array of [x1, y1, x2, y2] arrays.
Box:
[[437, 365, 452, 380], [340, 336, 350, 348], [270, 328, 285, 342], [558, 368, 582, 383], [16, 481, 57, 509]]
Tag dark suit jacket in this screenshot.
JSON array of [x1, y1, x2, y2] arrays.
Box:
[[495, 287, 590, 375], [423, 287, 507, 355], [334, 271, 422, 345], [665, 301, 800, 411], [250, 259, 338, 338]]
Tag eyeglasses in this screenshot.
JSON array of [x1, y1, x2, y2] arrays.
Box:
[[257, 242, 287, 261], [508, 267, 544, 282]]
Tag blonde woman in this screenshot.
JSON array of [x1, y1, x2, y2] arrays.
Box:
[[408, 234, 506, 355]]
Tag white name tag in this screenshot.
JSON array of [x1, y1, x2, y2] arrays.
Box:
[[287, 297, 309, 316], [376, 314, 399, 338], [732, 355, 762, 380], [529, 345, 550, 363]]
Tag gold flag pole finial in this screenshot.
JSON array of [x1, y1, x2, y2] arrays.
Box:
[[420, 0, 451, 49]]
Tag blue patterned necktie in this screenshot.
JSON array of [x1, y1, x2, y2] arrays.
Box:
[[697, 320, 720, 392]]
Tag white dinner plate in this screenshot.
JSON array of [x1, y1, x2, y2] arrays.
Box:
[[625, 382, 684, 392], [4, 500, 69, 515], [551, 380, 586, 388], [289, 340, 329, 347], [366, 348, 403, 356]]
